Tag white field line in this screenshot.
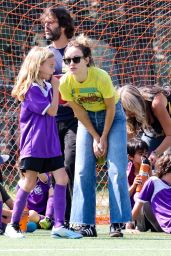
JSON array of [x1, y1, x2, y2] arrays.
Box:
[[0, 248, 171, 252]]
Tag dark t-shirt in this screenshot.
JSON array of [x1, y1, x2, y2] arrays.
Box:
[[145, 93, 171, 136], [48, 45, 75, 121]]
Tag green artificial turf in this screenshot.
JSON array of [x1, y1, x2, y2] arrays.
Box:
[[0, 226, 171, 256]]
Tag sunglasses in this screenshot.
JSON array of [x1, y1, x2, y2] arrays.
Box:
[[63, 56, 84, 65]]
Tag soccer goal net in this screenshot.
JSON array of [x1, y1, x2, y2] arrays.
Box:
[[0, 0, 170, 223]]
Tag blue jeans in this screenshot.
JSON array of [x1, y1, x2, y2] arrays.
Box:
[[70, 101, 132, 225]]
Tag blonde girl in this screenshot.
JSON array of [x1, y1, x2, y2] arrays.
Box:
[[5, 46, 82, 239]]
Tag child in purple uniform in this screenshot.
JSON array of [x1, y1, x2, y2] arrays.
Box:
[[5, 46, 82, 239], [26, 173, 52, 217], [132, 152, 171, 233], [18, 173, 54, 229]]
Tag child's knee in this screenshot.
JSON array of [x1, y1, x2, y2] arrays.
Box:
[[53, 168, 68, 185], [29, 210, 40, 223]]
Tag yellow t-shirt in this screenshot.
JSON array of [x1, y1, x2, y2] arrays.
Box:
[[59, 66, 119, 112]]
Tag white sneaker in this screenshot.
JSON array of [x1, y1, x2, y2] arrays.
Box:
[[5, 223, 25, 238], [51, 226, 83, 239]]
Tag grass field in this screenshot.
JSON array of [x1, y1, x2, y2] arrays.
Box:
[[0, 226, 171, 256]]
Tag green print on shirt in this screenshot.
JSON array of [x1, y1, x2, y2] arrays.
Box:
[[71, 87, 98, 94]]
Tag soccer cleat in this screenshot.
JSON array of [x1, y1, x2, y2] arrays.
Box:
[[80, 225, 97, 237], [64, 221, 70, 229], [39, 217, 52, 230], [5, 223, 25, 238], [109, 223, 124, 238], [51, 226, 83, 239]]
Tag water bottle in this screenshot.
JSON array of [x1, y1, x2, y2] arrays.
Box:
[[19, 207, 29, 232], [136, 157, 151, 192]]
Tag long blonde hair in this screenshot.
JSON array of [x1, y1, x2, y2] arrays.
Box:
[[12, 46, 54, 101], [118, 84, 148, 134], [119, 84, 171, 135]]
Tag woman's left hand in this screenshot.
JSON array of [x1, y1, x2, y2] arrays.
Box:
[[93, 139, 101, 158], [93, 138, 107, 159], [99, 135, 108, 157], [148, 151, 157, 165]]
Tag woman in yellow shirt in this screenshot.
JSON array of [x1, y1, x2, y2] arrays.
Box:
[[59, 34, 131, 238]]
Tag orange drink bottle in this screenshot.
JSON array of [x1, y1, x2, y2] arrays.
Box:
[[19, 207, 29, 232], [136, 157, 151, 192]]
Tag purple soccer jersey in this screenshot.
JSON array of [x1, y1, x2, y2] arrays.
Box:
[[20, 82, 61, 159], [138, 176, 171, 233], [27, 175, 51, 214]]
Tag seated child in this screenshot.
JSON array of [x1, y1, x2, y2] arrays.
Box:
[[0, 154, 13, 234], [18, 172, 54, 229], [127, 138, 149, 208], [0, 155, 38, 234], [132, 152, 171, 233], [126, 138, 151, 230], [0, 183, 14, 234]]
